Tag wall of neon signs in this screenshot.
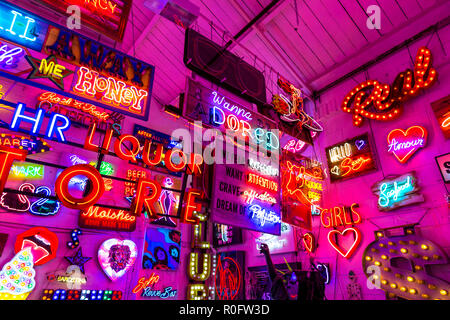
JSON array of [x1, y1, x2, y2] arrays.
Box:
[[0, 1, 155, 121], [211, 158, 282, 236]]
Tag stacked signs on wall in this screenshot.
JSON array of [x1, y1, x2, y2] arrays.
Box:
[[372, 172, 424, 211], [0, 1, 155, 121], [326, 133, 377, 182], [212, 154, 281, 236]]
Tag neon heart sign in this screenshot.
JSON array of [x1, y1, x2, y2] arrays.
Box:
[[302, 233, 315, 253], [98, 238, 137, 281], [327, 228, 361, 259], [387, 126, 427, 163]]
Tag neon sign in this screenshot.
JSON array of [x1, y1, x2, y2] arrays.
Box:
[[9, 162, 44, 180], [362, 226, 450, 300], [372, 172, 424, 211], [79, 205, 136, 232], [98, 238, 137, 281], [247, 173, 278, 192], [431, 95, 450, 139], [303, 232, 315, 253], [0, 2, 49, 51], [0, 43, 24, 69], [0, 133, 51, 154], [41, 289, 122, 300], [248, 204, 282, 227], [72, 66, 148, 115], [248, 158, 279, 176], [342, 47, 437, 126], [213, 223, 243, 247], [387, 125, 427, 163], [243, 190, 276, 205], [271, 76, 323, 132], [10, 103, 71, 142], [25, 55, 73, 90], [133, 273, 177, 299], [326, 133, 376, 182], [320, 203, 363, 259], [215, 252, 244, 300]]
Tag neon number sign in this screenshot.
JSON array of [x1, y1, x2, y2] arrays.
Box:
[[372, 172, 424, 211], [387, 125, 427, 163], [342, 47, 437, 126], [326, 133, 376, 182]]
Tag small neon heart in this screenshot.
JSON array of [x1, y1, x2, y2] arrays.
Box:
[[327, 228, 361, 258], [303, 233, 315, 253], [355, 140, 366, 150], [331, 166, 340, 176]]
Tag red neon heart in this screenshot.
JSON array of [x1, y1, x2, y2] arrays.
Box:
[[387, 126, 427, 163], [303, 233, 314, 253], [327, 228, 361, 259]]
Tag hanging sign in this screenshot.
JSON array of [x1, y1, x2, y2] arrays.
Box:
[[387, 125, 427, 163], [341, 47, 437, 126], [372, 172, 424, 211], [435, 153, 450, 183], [0, 2, 155, 120], [34, 0, 132, 41], [431, 95, 450, 139], [212, 158, 282, 235], [326, 133, 377, 182], [183, 78, 278, 152]]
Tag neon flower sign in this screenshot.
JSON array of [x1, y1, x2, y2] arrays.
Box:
[[342, 47, 437, 126], [387, 125, 427, 163], [372, 172, 424, 211]]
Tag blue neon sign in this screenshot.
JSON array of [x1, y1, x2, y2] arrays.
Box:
[[0, 2, 49, 51]]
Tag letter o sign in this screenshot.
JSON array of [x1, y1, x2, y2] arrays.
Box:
[[55, 164, 105, 209]]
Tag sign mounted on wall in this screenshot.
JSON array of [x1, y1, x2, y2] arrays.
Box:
[[215, 251, 245, 300], [0, 2, 155, 121], [431, 94, 450, 139], [372, 172, 424, 211], [212, 159, 282, 236], [435, 153, 450, 184], [0, 133, 51, 154], [34, 0, 132, 41], [341, 47, 437, 127], [325, 133, 377, 182], [387, 125, 427, 163], [212, 223, 243, 248], [362, 225, 450, 300]]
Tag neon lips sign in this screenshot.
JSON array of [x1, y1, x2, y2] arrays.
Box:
[[387, 125, 427, 163]]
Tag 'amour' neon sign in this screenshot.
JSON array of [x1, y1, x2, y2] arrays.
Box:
[[387, 125, 427, 163]]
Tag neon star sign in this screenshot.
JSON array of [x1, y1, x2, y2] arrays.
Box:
[[25, 55, 73, 90], [387, 126, 427, 163], [372, 172, 424, 211]]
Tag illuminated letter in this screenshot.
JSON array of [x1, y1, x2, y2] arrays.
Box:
[[165, 149, 187, 172], [320, 209, 331, 228], [114, 135, 140, 162], [0, 147, 27, 194], [46, 113, 71, 142], [84, 123, 113, 154], [130, 178, 161, 218], [188, 252, 211, 281], [350, 203, 362, 224], [55, 164, 105, 209], [10, 103, 44, 135], [187, 284, 208, 300], [187, 153, 203, 176], [142, 140, 163, 166], [182, 189, 204, 224]]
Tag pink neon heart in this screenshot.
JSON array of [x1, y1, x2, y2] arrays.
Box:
[[387, 126, 427, 163], [98, 238, 137, 281], [327, 228, 361, 258]]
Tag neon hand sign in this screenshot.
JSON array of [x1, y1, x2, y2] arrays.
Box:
[[387, 125, 427, 163], [372, 172, 424, 211], [342, 47, 437, 126]]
